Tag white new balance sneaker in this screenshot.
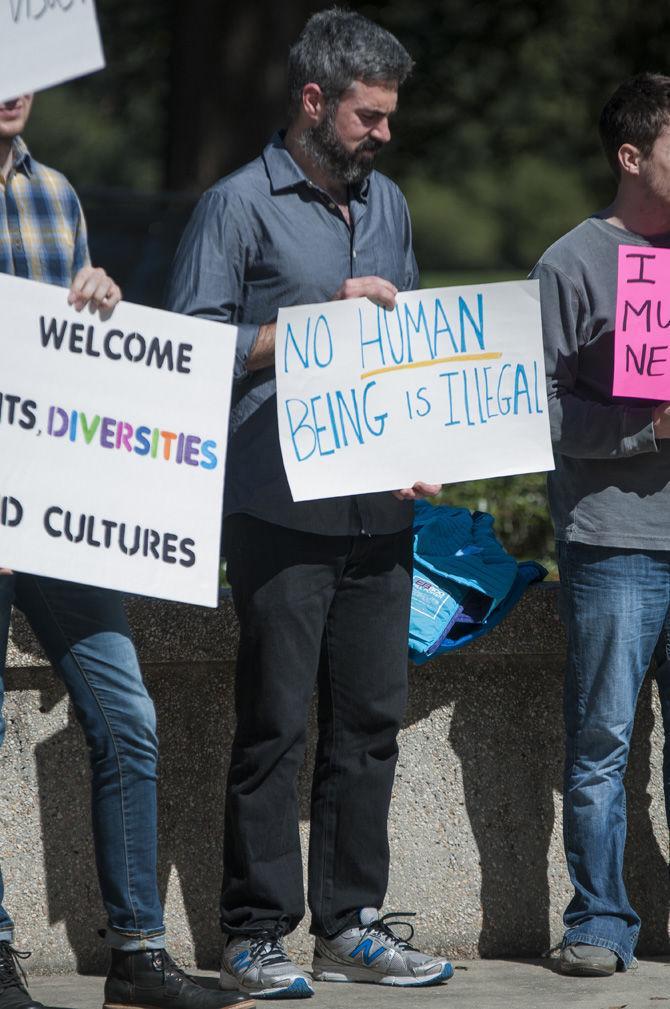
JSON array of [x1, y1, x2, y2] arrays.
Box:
[[312, 908, 453, 987], [220, 932, 314, 1000]]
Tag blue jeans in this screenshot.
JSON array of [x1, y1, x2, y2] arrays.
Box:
[[557, 541, 670, 968], [653, 614, 670, 837], [0, 573, 164, 950]]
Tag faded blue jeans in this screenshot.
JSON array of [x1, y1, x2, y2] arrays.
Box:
[[557, 541, 670, 969], [0, 572, 164, 950]]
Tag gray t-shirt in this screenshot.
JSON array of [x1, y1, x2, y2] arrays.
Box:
[[531, 216, 670, 550]]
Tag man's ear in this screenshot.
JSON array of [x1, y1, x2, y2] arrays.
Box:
[[618, 142, 643, 177], [301, 82, 326, 124]]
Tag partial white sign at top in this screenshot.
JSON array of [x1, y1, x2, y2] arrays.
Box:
[[0, 0, 105, 103]]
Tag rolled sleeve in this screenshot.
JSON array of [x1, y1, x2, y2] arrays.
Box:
[[234, 323, 261, 379]]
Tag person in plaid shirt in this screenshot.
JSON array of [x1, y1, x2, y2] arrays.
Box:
[[0, 95, 252, 1009], [0, 134, 90, 287]]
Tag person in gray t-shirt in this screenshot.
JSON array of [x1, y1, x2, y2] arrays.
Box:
[[531, 73, 670, 977]]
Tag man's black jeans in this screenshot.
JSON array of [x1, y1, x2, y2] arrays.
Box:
[[221, 514, 413, 938]]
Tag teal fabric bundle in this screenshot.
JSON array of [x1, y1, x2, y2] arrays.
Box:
[[409, 500, 546, 664]]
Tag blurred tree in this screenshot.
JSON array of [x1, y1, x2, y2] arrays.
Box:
[[26, 0, 670, 215], [166, 0, 330, 191], [365, 0, 670, 267], [438, 474, 557, 574], [27, 1, 170, 190]]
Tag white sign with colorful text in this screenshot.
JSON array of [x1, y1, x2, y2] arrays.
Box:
[[276, 281, 554, 500], [0, 274, 235, 607], [0, 0, 104, 103]]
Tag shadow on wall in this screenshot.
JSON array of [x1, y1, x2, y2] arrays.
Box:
[[405, 654, 670, 959], [16, 656, 234, 973], [6, 615, 670, 971]]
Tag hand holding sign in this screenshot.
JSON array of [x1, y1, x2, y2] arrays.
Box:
[[393, 482, 442, 501], [652, 402, 670, 438], [246, 277, 401, 373], [333, 276, 398, 310], [68, 265, 122, 312]]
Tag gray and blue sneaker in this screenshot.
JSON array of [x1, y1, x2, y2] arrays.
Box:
[[219, 933, 314, 1000], [312, 908, 453, 987], [559, 943, 618, 977]]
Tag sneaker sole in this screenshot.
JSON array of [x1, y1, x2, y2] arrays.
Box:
[[105, 1004, 256, 1009], [219, 975, 314, 999], [254, 978, 314, 999], [311, 960, 454, 987], [559, 961, 616, 978]]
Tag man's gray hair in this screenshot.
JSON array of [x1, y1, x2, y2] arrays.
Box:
[[288, 8, 413, 120]]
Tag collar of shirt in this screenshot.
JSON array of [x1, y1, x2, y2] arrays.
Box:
[[8, 136, 33, 179], [262, 130, 370, 206]]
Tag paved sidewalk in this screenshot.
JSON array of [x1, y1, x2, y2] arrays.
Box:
[[29, 958, 670, 1009]]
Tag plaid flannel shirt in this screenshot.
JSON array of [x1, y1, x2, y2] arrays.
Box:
[[0, 136, 90, 286]]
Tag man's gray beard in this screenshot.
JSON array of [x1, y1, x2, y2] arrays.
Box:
[[297, 107, 379, 186]]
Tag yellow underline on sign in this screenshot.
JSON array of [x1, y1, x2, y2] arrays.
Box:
[[360, 352, 503, 380]]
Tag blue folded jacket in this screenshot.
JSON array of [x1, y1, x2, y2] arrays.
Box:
[[409, 500, 547, 664]]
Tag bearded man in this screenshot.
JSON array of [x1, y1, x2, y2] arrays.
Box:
[[167, 8, 451, 1000]]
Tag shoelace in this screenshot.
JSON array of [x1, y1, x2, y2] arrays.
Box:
[[151, 949, 188, 983], [364, 911, 418, 952], [244, 924, 291, 969], [0, 944, 30, 993]]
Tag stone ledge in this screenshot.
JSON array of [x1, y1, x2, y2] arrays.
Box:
[[5, 578, 666, 976], [7, 581, 564, 669]]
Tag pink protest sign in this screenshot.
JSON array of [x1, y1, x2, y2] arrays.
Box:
[[613, 244, 670, 400]]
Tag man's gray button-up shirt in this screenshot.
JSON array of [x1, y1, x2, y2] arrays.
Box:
[[167, 132, 418, 536]]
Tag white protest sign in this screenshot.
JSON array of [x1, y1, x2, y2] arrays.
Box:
[[276, 281, 554, 500], [0, 274, 235, 607], [0, 0, 104, 102]]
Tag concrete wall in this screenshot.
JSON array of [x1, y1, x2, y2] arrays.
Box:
[[2, 585, 669, 973]]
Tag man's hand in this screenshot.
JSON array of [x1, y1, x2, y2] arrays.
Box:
[[653, 403, 670, 438], [247, 276, 398, 373], [250, 287, 436, 495], [68, 266, 122, 312], [332, 276, 397, 310], [392, 482, 442, 501], [0, 569, 12, 576]]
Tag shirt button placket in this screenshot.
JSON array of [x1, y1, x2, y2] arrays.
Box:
[[6, 180, 24, 266]]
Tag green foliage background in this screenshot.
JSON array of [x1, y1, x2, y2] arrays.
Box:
[[27, 0, 670, 267]]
